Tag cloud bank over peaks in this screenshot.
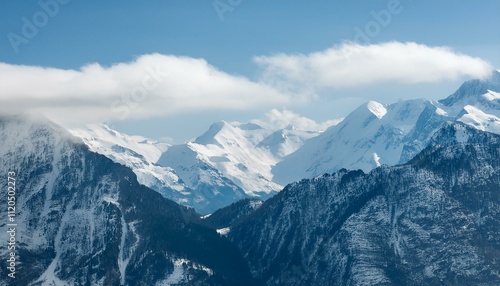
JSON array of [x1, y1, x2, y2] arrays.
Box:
[[0, 42, 494, 128], [0, 54, 291, 125], [254, 42, 493, 92]]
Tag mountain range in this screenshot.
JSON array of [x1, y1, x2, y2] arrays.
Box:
[[273, 70, 500, 184], [70, 71, 500, 215], [229, 122, 500, 285], [71, 117, 320, 214], [2, 117, 499, 285], [2, 71, 499, 285], [0, 115, 255, 285]]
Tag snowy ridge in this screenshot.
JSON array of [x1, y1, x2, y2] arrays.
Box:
[[71, 123, 169, 162], [272, 99, 431, 184], [159, 120, 320, 197], [157, 143, 248, 214], [189, 121, 282, 195], [70, 124, 184, 191], [65, 71, 500, 211], [69, 124, 235, 213], [71, 120, 321, 212], [273, 70, 500, 185], [458, 105, 500, 134]]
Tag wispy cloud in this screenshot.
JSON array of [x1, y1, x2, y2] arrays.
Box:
[[254, 42, 493, 92], [0, 54, 290, 125]]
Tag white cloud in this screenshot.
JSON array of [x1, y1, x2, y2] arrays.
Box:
[[0, 54, 291, 125], [252, 108, 342, 132], [0, 42, 494, 128], [254, 42, 493, 92]]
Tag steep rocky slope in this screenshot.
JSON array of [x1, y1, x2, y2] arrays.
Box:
[[230, 123, 500, 285], [0, 115, 255, 286]]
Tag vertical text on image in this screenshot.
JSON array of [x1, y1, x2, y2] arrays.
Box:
[[6, 171, 18, 279]]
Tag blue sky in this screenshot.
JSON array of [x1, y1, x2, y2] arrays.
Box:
[[1, 0, 499, 142]]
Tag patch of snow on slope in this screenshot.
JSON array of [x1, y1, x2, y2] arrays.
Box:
[[435, 107, 448, 116], [250, 200, 263, 209], [217, 227, 231, 236], [458, 105, 500, 134], [482, 90, 500, 101], [157, 259, 187, 286], [367, 101, 387, 119], [373, 153, 381, 167], [156, 258, 213, 286]]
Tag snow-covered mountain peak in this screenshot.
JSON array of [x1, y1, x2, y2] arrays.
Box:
[[439, 70, 500, 108], [366, 100, 387, 119], [346, 100, 382, 124], [72, 123, 249, 214], [273, 71, 500, 187], [159, 115, 322, 199], [194, 121, 234, 145], [70, 123, 169, 163], [272, 98, 432, 184], [340, 99, 426, 131], [1, 113, 74, 139], [0, 114, 79, 160], [69, 124, 194, 208]]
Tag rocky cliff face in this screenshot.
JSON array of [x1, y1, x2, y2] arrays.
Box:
[[0, 115, 255, 286], [230, 122, 500, 285]]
